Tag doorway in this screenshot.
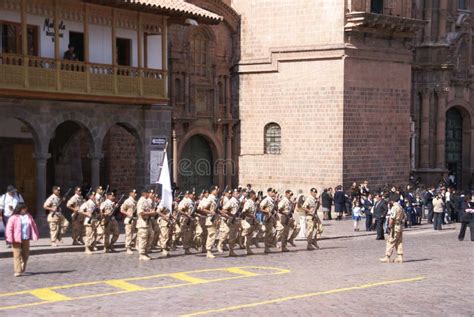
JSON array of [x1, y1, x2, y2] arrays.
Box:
[[69, 31, 84, 61], [116, 38, 131, 66], [445, 108, 463, 188], [14, 144, 36, 215]]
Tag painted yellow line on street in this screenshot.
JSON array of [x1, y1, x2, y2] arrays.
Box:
[[29, 289, 71, 302], [105, 280, 145, 291], [181, 276, 426, 316], [169, 273, 209, 284], [0, 266, 289, 311]]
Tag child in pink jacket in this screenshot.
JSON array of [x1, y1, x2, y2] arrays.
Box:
[[6, 203, 39, 277]]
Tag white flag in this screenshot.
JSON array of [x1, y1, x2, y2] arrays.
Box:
[[158, 151, 173, 212]]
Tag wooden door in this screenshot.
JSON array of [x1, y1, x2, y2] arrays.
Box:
[[14, 144, 36, 211]]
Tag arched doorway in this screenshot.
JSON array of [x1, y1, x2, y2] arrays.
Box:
[[179, 135, 213, 192], [446, 108, 463, 186], [101, 123, 139, 194], [0, 117, 36, 212], [47, 121, 93, 192]]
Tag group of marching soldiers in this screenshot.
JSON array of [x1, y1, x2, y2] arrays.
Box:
[[42, 185, 324, 260]]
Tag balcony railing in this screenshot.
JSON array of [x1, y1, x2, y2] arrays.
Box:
[[0, 53, 166, 103]]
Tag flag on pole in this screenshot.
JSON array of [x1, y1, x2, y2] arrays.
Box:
[[158, 148, 173, 212]]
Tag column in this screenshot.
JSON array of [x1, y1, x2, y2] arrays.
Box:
[[423, 0, 433, 43], [438, 0, 447, 43], [21, 0, 29, 88], [54, 0, 61, 90], [162, 17, 168, 98], [436, 90, 447, 169], [137, 12, 144, 96], [33, 153, 50, 229], [112, 9, 118, 94], [172, 129, 178, 184], [89, 153, 103, 188], [226, 124, 233, 187], [84, 3, 90, 92], [419, 89, 431, 168]]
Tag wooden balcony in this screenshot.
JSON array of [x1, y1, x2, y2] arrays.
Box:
[[0, 54, 167, 104]]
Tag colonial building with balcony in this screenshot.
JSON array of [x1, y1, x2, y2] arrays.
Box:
[[0, 0, 221, 219]]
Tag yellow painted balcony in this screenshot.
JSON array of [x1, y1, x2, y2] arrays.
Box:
[[0, 53, 167, 104]]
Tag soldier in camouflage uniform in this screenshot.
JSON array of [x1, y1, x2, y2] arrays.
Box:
[[67, 187, 84, 245], [380, 199, 406, 263]]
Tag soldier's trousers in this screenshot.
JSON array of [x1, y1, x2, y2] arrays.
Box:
[[96, 222, 104, 242], [104, 219, 119, 251], [150, 220, 160, 251], [385, 231, 403, 256], [71, 216, 84, 242], [194, 218, 207, 250], [305, 216, 316, 246], [275, 220, 290, 250], [262, 219, 274, 248], [124, 221, 136, 250], [159, 221, 171, 250], [137, 227, 153, 256], [180, 220, 194, 251], [288, 219, 300, 242], [172, 223, 182, 247], [84, 221, 98, 250], [218, 221, 237, 252], [47, 213, 69, 243], [205, 221, 218, 252], [241, 219, 257, 251]]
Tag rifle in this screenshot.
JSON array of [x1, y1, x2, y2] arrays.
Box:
[[88, 186, 108, 224], [53, 187, 72, 217], [212, 185, 229, 223], [108, 194, 125, 221], [230, 198, 244, 225], [285, 198, 296, 225]]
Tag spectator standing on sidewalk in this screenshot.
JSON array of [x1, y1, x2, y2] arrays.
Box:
[[0, 185, 25, 247], [458, 193, 474, 241], [433, 194, 445, 230], [334, 186, 345, 221], [363, 193, 374, 231], [321, 188, 333, 221], [352, 200, 362, 232], [5, 203, 39, 277]]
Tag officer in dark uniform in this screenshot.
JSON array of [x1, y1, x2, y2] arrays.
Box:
[[458, 193, 474, 241]]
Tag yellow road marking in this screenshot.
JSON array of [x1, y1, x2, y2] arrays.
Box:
[[29, 289, 71, 302], [181, 276, 426, 316], [225, 268, 258, 277], [169, 273, 209, 284], [105, 280, 145, 291], [0, 266, 289, 311]]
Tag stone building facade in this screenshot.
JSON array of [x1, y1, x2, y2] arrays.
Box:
[[230, 0, 426, 191], [411, 0, 474, 189], [169, 0, 240, 192]]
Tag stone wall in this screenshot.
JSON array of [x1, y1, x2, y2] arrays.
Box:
[[343, 58, 412, 189]]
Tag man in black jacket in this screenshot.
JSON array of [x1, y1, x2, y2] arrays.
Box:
[[424, 187, 435, 223], [373, 194, 388, 240]]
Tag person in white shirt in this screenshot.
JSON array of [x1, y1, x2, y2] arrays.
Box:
[[0, 185, 25, 247]]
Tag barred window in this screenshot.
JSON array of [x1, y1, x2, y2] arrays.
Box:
[[192, 33, 207, 77], [264, 123, 281, 154]]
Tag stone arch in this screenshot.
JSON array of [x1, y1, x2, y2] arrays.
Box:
[[47, 112, 97, 154], [97, 118, 145, 156]]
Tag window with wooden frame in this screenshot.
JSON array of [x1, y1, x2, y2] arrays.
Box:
[[0, 21, 38, 56], [264, 123, 281, 155], [192, 33, 208, 77]]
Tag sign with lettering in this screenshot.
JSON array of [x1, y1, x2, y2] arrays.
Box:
[[43, 18, 66, 41], [151, 137, 167, 146]]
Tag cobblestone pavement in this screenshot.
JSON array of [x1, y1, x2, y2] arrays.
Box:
[[0, 220, 472, 316]]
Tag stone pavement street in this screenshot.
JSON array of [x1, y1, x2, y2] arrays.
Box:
[[0, 219, 472, 316]]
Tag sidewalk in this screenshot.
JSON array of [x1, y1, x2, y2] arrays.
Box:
[[0, 218, 456, 259]]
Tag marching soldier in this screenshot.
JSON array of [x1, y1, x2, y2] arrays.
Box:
[[276, 190, 293, 252], [177, 191, 194, 255], [195, 190, 209, 253], [241, 190, 259, 255], [100, 192, 120, 253], [259, 188, 276, 253], [302, 188, 319, 250], [136, 189, 156, 260], [67, 187, 84, 245], [156, 200, 173, 257], [148, 190, 161, 253], [43, 186, 70, 247], [202, 186, 220, 259], [287, 195, 301, 247], [79, 191, 98, 254], [120, 189, 138, 255], [95, 186, 106, 244], [171, 195, 182, 250], [218, 189, 240, 257], [380, 198, 406, 263]]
